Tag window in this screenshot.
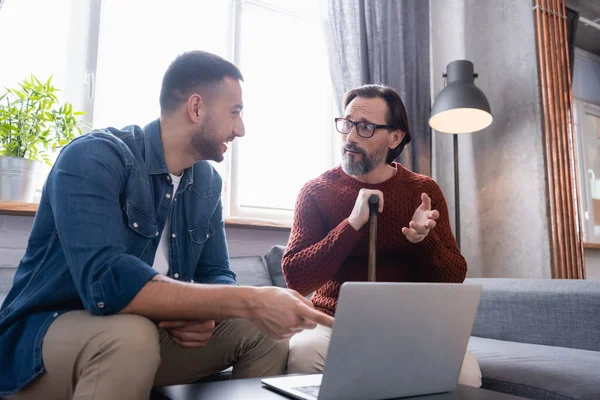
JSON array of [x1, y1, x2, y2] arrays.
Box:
[[93, 0, 233, 129], [1, 0, 336, 223], [0, 0, 72, 95], [94, 0, 335, 223], [0, 0, 81, 200], [232, 0, 335, 221]]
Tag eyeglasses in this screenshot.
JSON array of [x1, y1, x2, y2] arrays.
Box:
[[334, 117, 395, 139]]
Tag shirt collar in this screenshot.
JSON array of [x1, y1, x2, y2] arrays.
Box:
[[143, 119, 194, 188], [144, 119, 169, 175]]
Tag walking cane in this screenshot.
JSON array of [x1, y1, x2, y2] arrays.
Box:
[[368, 194, 379, 282]]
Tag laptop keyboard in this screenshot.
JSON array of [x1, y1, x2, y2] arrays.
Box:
[[295, 385, 321, 397]]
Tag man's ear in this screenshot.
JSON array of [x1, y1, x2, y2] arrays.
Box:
[[186, 94, 205, 122], [389, 129, 405, 149]]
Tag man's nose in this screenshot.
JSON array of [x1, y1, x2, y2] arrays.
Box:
[[346, 124, 360, 143], [234, 119, 245, 138]]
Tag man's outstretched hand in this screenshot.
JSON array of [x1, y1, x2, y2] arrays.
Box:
[[402, 193, 440, 243], [248, 287, 335, 341]]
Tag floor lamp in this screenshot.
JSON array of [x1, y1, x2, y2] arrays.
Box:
[[429, 60, 493, 250]]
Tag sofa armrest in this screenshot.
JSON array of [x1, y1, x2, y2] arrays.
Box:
[[229, 256, 273, 287], [465, 278, 600, 352], [264, 245, 288, 288]]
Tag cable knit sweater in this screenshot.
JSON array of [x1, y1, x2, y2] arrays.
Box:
[[282, 163, 467, 316]]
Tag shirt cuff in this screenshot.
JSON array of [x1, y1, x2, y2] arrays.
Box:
[[339, 218, 364, 242], [90, 254, 159, 315]]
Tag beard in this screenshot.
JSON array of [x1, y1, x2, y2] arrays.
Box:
[[341, 142, 388, 176], [191, 111, 225, 162]]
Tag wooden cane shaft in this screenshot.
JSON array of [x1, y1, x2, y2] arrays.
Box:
[[368, 215, 377, 282]]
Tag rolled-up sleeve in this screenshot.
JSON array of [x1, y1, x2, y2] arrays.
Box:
[[46, 134, 158, 315]]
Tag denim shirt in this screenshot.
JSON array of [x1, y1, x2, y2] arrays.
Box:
[[0, 119, 236, 395]]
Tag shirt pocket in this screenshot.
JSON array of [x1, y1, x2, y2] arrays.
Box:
[[188, 223, 215, 261], [124, 202, 159, 239]]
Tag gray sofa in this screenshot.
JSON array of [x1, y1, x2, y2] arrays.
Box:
[[3, 248, 600, 400], [464, 278, 600, 400], [232, 248, 600, 400]]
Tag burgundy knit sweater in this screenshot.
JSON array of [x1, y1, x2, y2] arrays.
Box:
[[282, 163, 467, 316]]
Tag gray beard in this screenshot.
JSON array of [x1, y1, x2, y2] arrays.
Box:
[[342, 154, 375, 176], [341, 146, 388, 176]]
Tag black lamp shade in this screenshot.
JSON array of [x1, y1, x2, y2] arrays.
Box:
[[429, 60, 493, 134]]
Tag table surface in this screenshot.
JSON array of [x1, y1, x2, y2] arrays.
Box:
[[153, 377, 528, 400]]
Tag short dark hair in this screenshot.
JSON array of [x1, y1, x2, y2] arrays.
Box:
[[342, 84, 411, 163], [159, 50, 244, 113]]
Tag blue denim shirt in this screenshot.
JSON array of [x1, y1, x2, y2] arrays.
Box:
[[0, 119, 236, 395]]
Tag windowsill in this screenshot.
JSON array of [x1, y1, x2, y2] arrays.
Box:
[[0, 202, 39, 216], [0, 202, 292, 231], [224, 217, 291, 231]]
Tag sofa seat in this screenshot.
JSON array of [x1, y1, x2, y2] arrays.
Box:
[[468, 336, 600, 400]]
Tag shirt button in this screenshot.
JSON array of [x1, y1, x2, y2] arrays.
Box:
[[133, 222, 139, 228], [166, 175, 170, 181], [172, 233, 176, 238], [97, 302, 105, 309], [155, 231, 159, 237], [206, 233, 210, 238], [53, 312, 58, 318], [174, 273, 180, 279], [166, 193, 171, 199]]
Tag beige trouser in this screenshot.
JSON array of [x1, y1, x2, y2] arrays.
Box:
[[287, 324, 482, 388], [9, 311, 288, 400]]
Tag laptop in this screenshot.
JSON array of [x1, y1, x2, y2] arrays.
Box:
[[262, 282, 482, 400]]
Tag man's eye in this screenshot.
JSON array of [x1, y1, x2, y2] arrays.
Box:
[[233, 111, 241, 117]]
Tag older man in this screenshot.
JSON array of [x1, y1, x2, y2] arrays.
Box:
[[282, 84, 481, 387]]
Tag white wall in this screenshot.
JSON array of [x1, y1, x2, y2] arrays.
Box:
[[0, 215, 289, 270], [0, 216, 32, 270], [430, 0, 550, 278], [584, 249, 600, 280], [226, 227, 289, 257]]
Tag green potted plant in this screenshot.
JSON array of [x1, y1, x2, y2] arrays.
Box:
[[0, 75, 86, 202]]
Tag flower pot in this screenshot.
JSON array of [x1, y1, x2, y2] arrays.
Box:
[[0, 156, 42, 202]]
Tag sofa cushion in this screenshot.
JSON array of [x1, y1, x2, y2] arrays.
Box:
[[264, 245, 287, 288], [465, 278, 600, 352], [229, 256, 273, 287], [468, 336, 600, 400]]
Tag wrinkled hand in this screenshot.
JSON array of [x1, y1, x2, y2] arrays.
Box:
[[348, 189, 384, 231], [402, 193, 440, 243], [159, 320, 215, 348], [249, 287, 335, 341]]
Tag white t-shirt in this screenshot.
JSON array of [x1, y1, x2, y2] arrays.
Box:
[[152, 173, 182, 275]]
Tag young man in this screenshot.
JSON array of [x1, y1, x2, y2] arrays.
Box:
[[282, 84, 481, 387], [0, 51, 333, 400]]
